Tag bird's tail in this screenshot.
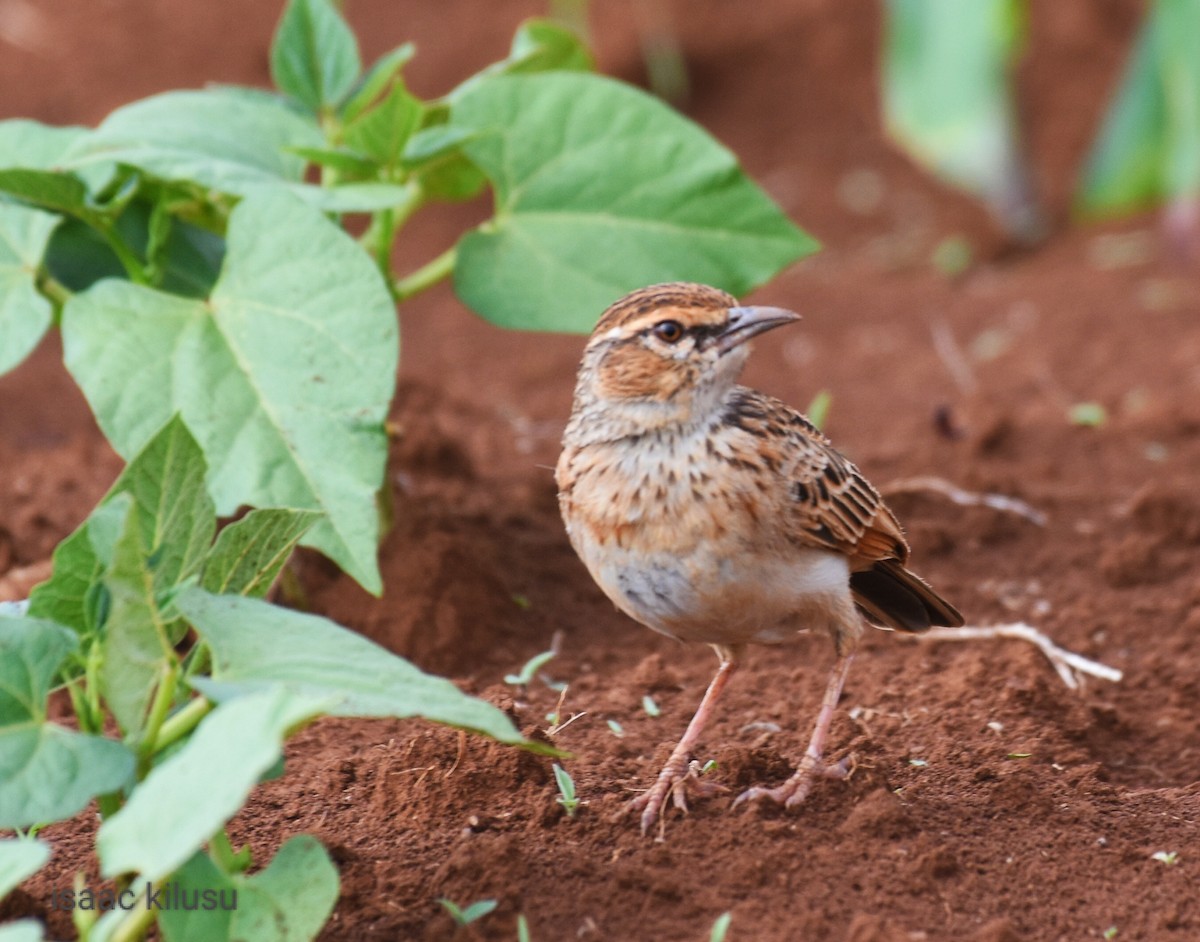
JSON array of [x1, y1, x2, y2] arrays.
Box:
[[850, 558, 963, 633]]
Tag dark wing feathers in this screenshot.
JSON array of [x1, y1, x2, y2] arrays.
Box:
[[725, 389, 963, 633]]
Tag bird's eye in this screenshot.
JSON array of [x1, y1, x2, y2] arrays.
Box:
[[652, 320, 684, 343]]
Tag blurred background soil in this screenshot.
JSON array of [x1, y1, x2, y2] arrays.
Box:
[[1, 1, 1197, 939]]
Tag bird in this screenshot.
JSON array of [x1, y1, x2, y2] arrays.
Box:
[[555, 282, 963, 834]]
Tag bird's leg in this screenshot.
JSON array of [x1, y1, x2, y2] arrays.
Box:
[[735, 653, 854, 810], [627, 647, 740, 835]]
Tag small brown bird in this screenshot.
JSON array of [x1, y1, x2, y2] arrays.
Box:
[[556, 283, 963, 834]]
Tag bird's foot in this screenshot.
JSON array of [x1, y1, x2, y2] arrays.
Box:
[[626, 758, 728, 835], [733, 753, 853, 811]]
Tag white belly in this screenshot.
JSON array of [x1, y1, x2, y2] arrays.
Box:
[[577, 536, 853, 646]]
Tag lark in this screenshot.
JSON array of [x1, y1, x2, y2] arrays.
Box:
[[556, 282, 963, 834]]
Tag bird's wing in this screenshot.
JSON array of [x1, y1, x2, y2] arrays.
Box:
[[721, 389, 909, 565]]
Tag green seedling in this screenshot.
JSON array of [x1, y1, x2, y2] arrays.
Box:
[[1006, 752, 1032, 759], [1151, 850, 1179, 866], [642, 695, 661, 717], [931, 235, 973, 277], [699, 759, 718, 775], [607, 719, 626, 738], [553, 763, 581, 818], [517, 913, 533, 942], [1068, 403, 1108, 428], [505, 650, 556, 687], [805, 389, 833, 432], [438, 897, 499, 927], [710, 912, 733, 942], [1103, 927, 1118, 941]]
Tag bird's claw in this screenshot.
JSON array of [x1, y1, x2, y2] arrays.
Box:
[[626, 759, 727, 835], [733, 753, 853, 811]]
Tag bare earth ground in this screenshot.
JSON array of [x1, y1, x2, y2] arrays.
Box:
[[2, 1, 1198, 940]]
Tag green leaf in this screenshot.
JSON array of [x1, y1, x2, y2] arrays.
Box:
[[0, 838, 50, 900], [178, 588, 529, 746], [0, 921, 43, 942], [0, 615, 77, 724], [1077, 1, 1200, 215], [99, 502, 177, 735], [97, 687, 323, 881], [28, 527, 104, 634], [201, 509, 321, 598], [882, 0, 1038, 235], [342, 43, 417, 123], [159, 836, 338, 942], [344, 81, 423, 170], [0, 204, 59, 375], [0, 725, 135, 829], [29, 418, 214, 636], [270, 0, 361, 112], [505, 18, 593, 75], [0, 119, 86, 169], [0, 616, 135, 829], [62, 189, 397, 592], [108, 416, 216, 592], [449, 73, 816, 332], [66, 88, 323, 196], [288, 145, 380, 177], [0, 169, 99, 222], [451, 18, 593, 101], [0, 118, 111, 194]]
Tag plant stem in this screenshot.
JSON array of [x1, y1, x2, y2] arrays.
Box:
[[137, 665, 178, 776], [108, 880, 156, 942], [209, 827, 249, 874], [150, 696, 212, 755], [38, 274, 73, 310], [392, 245, 457, 301], [99, 222, 149, 285]]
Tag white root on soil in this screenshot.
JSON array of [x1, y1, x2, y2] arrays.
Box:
[[880, 476, 1048, 527], [911, 623, 1123, 690]]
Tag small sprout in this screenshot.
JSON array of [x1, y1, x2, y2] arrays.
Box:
[[438, 898, 498, 927], [517, 914, 532, 942], [1007, 752, 1032, 759], [1068, 402, 1108, 428], [553, 763, 580, 818], [932, 235, 972, 277], [805, 389, 833, 432], [1103, 927, 1118, 940], [710, 912, 733, 942], [1151, 850, 1179, 866], [511, 593, 532, 610], [505, 649, 556, 687], [700, 759, 718, 775], [607, 719, 625, 738], [908, 758, 928, 767], [986, 721, 1004, 733], [642, 695, 661, 717]]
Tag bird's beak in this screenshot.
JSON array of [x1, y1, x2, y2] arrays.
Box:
[[717, 305, 801, 353]]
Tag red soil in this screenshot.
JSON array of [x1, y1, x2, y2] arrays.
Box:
[[2, 1, 1197, 940]]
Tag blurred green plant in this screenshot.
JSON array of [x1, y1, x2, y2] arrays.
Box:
[[1077, 0, 1200, 233], [881, 0, 1043, 241]]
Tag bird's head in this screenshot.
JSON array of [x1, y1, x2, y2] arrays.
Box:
[[568, 283, 799, 437]]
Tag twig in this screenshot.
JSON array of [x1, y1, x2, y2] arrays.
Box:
[[910, 623, 1122, 690], [930, 320, 977, 395], [880, 476, 1047, 526]]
